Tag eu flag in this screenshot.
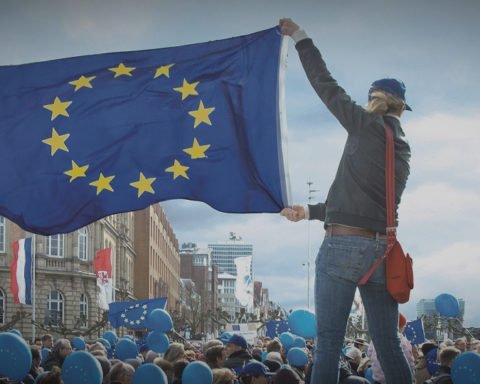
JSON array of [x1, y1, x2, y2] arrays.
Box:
[[265, 319, 291, 339], [403, 318, 426, 345], [0, 27, 290, 235], [108, 297, 167, 329]]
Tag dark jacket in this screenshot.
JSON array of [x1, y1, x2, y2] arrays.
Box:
[[425, 366, 453, 384], [296, 38, 411, 233], [43, 350, 65, 371], [223, 349, 254, 370]]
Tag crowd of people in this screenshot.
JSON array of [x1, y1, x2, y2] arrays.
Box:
[[1, 326, 480, 384]]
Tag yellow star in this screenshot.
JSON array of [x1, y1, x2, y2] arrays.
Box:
[[130, 172, 156, 197], [174, 78, 199, 100], [165, 160, 189, 180], [69, 75, 96, 91], [89, 173, 115, 195], [43, 97, 72, 121], [154, 64, 175, 79], [42, 128, 70, 156], [108, 63, 136, 78], [64, 160, 89, 182], [183, 138, 210, 159], [188, 100, 215, 128]]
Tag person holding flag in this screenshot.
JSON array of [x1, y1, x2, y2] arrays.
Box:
[[279, 18, 413, 384]]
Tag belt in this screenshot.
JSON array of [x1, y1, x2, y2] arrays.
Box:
[[325, 224, 386, 239]]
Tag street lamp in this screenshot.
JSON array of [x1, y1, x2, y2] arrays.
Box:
[[306, 181, 319, 309]]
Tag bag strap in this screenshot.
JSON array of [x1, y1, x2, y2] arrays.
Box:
[[359, 123, 397, 285]]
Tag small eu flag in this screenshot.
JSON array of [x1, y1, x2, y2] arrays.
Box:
[[108, 297, 167, 329], [0, 27, 290, 235], [403, 318, 426, 345]]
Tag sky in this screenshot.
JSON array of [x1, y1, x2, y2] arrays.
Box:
[[1, 0, 479, 326]]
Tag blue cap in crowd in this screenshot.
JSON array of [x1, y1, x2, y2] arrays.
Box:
[[368, 78, 412, 111], [238, 361, 274, 377], [227, 334, 248, 349]]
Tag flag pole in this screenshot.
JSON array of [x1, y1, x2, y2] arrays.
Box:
[[31, 234, 36, 342]]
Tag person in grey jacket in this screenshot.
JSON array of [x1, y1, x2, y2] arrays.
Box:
[[279, 18, 413, 384]]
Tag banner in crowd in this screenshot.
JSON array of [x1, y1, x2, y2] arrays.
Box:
[[265, 319, 291, 338], [108, 297, 167, 329], [0, 26, 290, 235], [93, 248, 113, 310], [235, 255, 253, 311], [10, 238, 33, 305]]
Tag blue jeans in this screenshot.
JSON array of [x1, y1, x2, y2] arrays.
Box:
[[311, 234, 413, 384]]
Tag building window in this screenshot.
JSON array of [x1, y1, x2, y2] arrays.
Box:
[[79, 294, 88, 328], [46, 290, 64, 326], [0, 216, 5, 253], [47, 235, 64, 257], [78, 228, 88, 261], [0, 289, 5, 325]]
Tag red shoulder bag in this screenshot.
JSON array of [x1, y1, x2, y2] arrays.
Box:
[[358, 124, 414, 303]]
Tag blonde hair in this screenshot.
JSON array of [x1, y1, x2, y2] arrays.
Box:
[[164, 342, 185, 363], [365, 90, 405, 115], [212, 368, 237, 384]]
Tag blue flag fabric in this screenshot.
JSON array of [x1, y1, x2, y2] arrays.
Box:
[[403, 318, 426, 345], [265, 320, 291, 339], [0, 27, 289, 235], [108, 297, 167, 329]]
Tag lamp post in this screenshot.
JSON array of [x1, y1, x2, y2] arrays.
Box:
[[306, 181, 319, 309]]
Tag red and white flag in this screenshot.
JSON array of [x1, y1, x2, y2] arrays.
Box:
[[94, 248, 113, 310], [10, 238, 33, 305]]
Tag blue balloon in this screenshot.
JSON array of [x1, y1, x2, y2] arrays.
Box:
[[435, 293, 460, 317], [293, 336, 306, 348], [288, 309, 316, 339], [261, 351, 268, 362], [279, 332, 295, 350], [364, 367, 374, 383], [97, 337, 112, 351], [146, 331, 170, 353], [0, 332, 32, 380], [287, 347, 308, 367], [7, 328, 22, 337], [451, 351, 480, 384], [115, 338, 138, 360], [182, 361, 213, 384], [71, 336, 86, 351], [103, 330, 118, 346], [62, 351, 103, 384], [146, 308, 173, 332], [41, 347, 50, 365], [132, 363, 168, 384]]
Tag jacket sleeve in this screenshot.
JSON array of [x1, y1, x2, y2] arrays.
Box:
[[308, 203, 326, 221], [295, 38, 371, 134]]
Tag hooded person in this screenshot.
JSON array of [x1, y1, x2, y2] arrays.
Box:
[[223, 334, 254, 372]]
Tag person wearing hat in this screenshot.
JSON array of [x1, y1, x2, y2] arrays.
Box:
[[238, 361, 273, 384], [223, 334, 254, 371], [279, 17, 412, 384]]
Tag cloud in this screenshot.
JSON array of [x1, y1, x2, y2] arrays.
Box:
[[409, 241, 480, 327]]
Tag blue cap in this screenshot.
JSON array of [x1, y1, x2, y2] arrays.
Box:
[[227, 334, 248, 349], [369, 78, 412, 111], [238, 362, 274, 377]]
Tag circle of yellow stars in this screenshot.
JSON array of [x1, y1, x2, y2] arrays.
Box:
[[41, 62, 215, 197]]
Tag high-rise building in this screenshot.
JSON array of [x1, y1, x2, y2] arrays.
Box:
[[417, 298, 465, 318], [208, 234, 252, 276], [133, 204, 180, 313]]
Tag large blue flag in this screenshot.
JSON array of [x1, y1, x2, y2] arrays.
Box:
[[0, 27, 290, 235], [108, 297, 167, 329], [265, 319, 291, 339]]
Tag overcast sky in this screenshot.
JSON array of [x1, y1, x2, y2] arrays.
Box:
[[1, 0, 479, 326]]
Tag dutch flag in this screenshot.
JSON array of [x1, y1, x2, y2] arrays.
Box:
[[10, 238, 33, 305]]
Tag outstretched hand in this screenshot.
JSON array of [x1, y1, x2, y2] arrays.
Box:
[[279, 18, 300, 36], [280, 205, 306, 222]]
